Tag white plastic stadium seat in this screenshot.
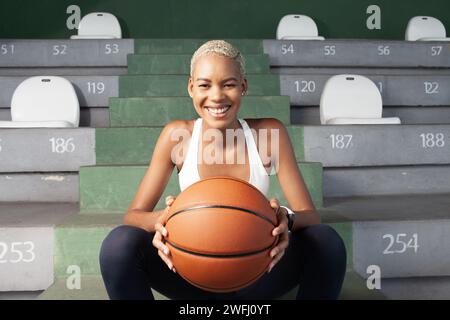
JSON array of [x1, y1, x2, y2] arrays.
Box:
[[405, 16, 450, 41], [320, 75, 401, 125], [276, 14, 325, 40], [0, 76, 80, 128], [71, 12, 122, 39]]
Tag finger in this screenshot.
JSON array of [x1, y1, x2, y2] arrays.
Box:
[[272, 221, 288, 236], [165, 195, 175, 206], [272, 221, 286, 236], [268, 251, 285, 272], [158, 249, 174, 270], [152, 230, 169, 253], [152, 230, 162, 248], [270, 245, 285, 258], [275, 234, 289, 251], [270, 237, 289, 257], [270, 247, 278, 258], [277, 238, 290, 252], [155, 223, 168, 237], [269, 198, 280, 209], [270, 252, 285, 270], [152, 236, 170, 255]]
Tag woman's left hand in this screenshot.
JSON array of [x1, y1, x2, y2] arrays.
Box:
[[267, 198, 290, 273]]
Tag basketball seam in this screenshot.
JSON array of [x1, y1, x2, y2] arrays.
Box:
[[167, 204, 276, 226], [166, 239, 276, 258]]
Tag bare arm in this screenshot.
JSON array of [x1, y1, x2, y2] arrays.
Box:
[[270, 119, 321, 231], [123, 121, 187, 232]]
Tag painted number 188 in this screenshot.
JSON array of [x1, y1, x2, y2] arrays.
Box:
[[420, 133, 445, 148]]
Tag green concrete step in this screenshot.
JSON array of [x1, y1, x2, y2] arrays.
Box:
[[79, 163, 323, 213], [128, 54, 270, 75], [95, 127, 161, 165], [134, 39, 264, 55], [109, 96, 290, 127], [96, 122, 303, 166], [38, 275, 109, 300], [40, 213, 381, 300], [53, 214, 122, 277], [39, 270, 383, 300], [119, 74, 280, 97]]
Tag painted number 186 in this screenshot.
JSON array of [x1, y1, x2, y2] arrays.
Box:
[[49, 138, 76, 153]]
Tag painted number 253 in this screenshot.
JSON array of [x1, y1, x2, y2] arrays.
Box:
[[0, 241, 35, 263]]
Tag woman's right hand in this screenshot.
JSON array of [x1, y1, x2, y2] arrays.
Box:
[[152, 195, 176, 273]]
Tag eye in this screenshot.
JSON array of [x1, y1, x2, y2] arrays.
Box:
[[225, 83, 237, 88], [199, 84, 209, 88]]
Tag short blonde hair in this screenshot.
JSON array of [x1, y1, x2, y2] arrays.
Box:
[[190, 40, 246, 77]]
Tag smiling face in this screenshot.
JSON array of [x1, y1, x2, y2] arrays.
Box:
[[188, 54, 248, 130]]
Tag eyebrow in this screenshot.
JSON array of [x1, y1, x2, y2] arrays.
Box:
[[196, 77, 239, 82]]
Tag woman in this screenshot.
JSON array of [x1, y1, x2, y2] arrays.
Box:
[[100, 40, 346, 300]]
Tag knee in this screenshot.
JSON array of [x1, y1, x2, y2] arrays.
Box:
[[99, 225, 152, 266], [293, 224, 347, 259]]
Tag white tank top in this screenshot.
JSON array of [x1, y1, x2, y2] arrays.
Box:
[[178, 118, 272, 196]]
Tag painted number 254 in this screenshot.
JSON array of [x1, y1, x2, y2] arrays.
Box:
[[383, 233, 419, 255]]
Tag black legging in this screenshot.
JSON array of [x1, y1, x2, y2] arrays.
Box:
[[99, 223, 347, 300]]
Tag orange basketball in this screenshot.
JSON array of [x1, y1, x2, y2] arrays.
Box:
[[165, 176, 278, 293]]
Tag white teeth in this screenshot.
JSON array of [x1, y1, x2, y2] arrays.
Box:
[[207, 106, 230, 114]]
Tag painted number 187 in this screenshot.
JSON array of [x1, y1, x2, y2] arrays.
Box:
[[330, 134, 353, 149]]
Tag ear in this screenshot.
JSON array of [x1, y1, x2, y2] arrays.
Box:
[[187, 77, 194, 98], [241, 77, 248, 95]]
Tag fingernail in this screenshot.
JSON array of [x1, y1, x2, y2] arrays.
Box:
[[164, 247, 169, 255], [168, 264, 172, 270], [271, 250, 276, 258], [172, 268, 176, 273]]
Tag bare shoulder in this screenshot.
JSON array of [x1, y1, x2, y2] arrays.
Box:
[[163, 119, 194, 135], [159, 119, 195, 145], [244, 118, 288, 167], [245, 118, 285, 129], [156, 119, 195, 170]]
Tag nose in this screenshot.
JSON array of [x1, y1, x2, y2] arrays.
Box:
[[210, 85, 225, 102]]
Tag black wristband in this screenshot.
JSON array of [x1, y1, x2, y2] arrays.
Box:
[[280, 206, 295, 231]]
